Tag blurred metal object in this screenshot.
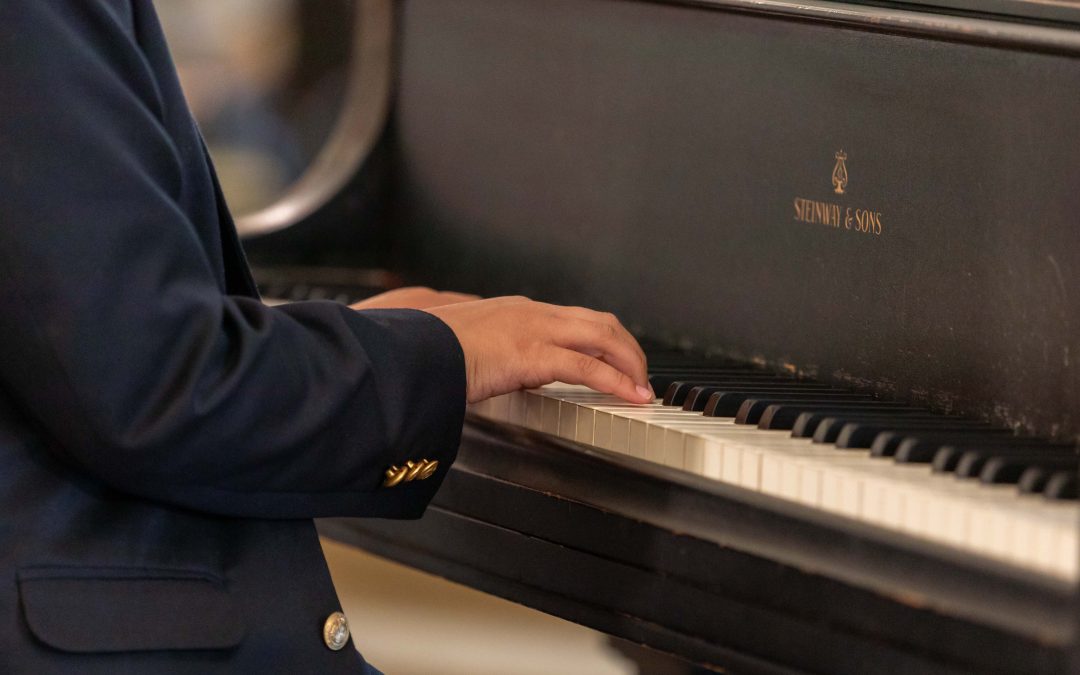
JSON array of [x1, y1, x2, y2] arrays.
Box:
[[236, 0, 393, 237]]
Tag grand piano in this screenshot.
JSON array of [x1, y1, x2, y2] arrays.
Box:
[[239, 0, 1080, 672]]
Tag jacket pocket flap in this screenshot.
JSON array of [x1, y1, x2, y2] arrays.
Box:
[[18, 566, 244, 653]]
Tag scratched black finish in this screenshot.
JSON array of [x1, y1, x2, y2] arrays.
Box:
[[390, 0, 1080, 442], [319, 419, 1075, 674]]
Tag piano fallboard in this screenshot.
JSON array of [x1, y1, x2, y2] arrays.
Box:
[[319, 418, 1075, 675], [382, 0, 1080, 441]]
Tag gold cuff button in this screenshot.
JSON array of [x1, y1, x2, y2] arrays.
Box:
[[383, 459, 439, 487], [323, 611, 350, 651], [383, 465, 407, 487], [405, 460, 425, 481], [419, 459, 438, 479]]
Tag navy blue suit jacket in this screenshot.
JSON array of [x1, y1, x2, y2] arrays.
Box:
[[0, 1, 466, 672]]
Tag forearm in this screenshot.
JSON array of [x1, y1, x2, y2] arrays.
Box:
[[1, 274, 465, 517]]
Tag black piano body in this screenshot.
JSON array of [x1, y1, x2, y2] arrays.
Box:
[[241, 1, 1080, 672]]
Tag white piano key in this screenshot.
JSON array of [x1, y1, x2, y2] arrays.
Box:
[[557, 401, 578, 440], [542, 396, 563, 434], [524, 390, 545, 430], [629, 419, 649, 458], [820, 465, 862, 518], [645, 425, 667, 464], [658, 422, 734, 474], [1008, 505, 1036, 567], [598, 409, 679, 458], [469, 397, 491, 418], [508, 391, 528, 425], [662, 429, 685, 468], [681, 435, 705, 472], [610, 416, 630, 454], [701, 439, 724, 479], [593, 410, 613, 450], [722, 443, 742, 484], [739, 445, 763, 490], [881, 481, 907, 530], [901, 485, 929, 536], [1055, 520, 1079, 580], [799, 465, 823, 506], [489, 393, 512, 422], [575, 406, 596, 445], [988, 506, 1014, 560]]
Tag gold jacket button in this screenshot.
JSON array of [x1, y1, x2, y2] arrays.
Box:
[[323, 611, 350, 651]]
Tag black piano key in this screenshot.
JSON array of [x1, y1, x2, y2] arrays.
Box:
[[679, 383, 843, 410], [1019, 466, 1055, 494], [954, 451, 988, 478], [649, 369, 762, 394], [661, 381, 720, 407], [980, 456, 1079, 484], [734, 394, 879, 425], [893, 435, 1068, 463], [810, 415, 972, 444], [661, 378, 807, 407], [683, 386, 729, 412], [889, 432, 1049, 462], [650, 373, 725, 395], [791, 411, 946, 439], [933, 443, 1077, 474], [932, 446, 965, 473], [954, 449, 1063, 479], [833, 421, 1001, 449], [757, 403, 923, 430], [872, 431, 1041, 460], [953, 445, 1077, 471], [680, 382, 837, 411], [706, 392, 866, 419], [1043, 471, 1078, 500]]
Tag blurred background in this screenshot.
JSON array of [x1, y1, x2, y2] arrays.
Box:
[[156, 2, 637, 672], [157, 0, 350, 215]]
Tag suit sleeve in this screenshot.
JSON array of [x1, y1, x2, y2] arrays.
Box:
[[0, 1, 466, 519]]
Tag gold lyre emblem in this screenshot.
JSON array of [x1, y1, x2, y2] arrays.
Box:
[[831, 150, 849, 195]]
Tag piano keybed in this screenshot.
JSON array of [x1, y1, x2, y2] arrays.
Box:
[[470, 380, 1080, 582]]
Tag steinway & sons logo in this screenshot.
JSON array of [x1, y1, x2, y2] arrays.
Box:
[[793, 149, 883, 236]]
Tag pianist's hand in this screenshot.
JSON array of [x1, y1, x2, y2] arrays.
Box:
[[425, 296, 653, 405], [349, 286, 479, 310]]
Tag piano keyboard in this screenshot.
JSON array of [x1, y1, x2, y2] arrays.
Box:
[[470, 382, 1080, 583], [255, 266, 397, 305]]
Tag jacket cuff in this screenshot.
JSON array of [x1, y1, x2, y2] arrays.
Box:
[[339, 307, 467, 516]]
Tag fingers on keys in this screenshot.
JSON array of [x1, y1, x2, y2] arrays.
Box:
[[542, 308, 651, 403]]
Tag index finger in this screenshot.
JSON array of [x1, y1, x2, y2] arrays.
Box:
[[544, 346, 654, 404], [551, 317, 650, 393]]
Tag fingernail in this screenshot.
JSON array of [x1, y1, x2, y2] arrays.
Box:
[[636, 385, 653, 401]]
